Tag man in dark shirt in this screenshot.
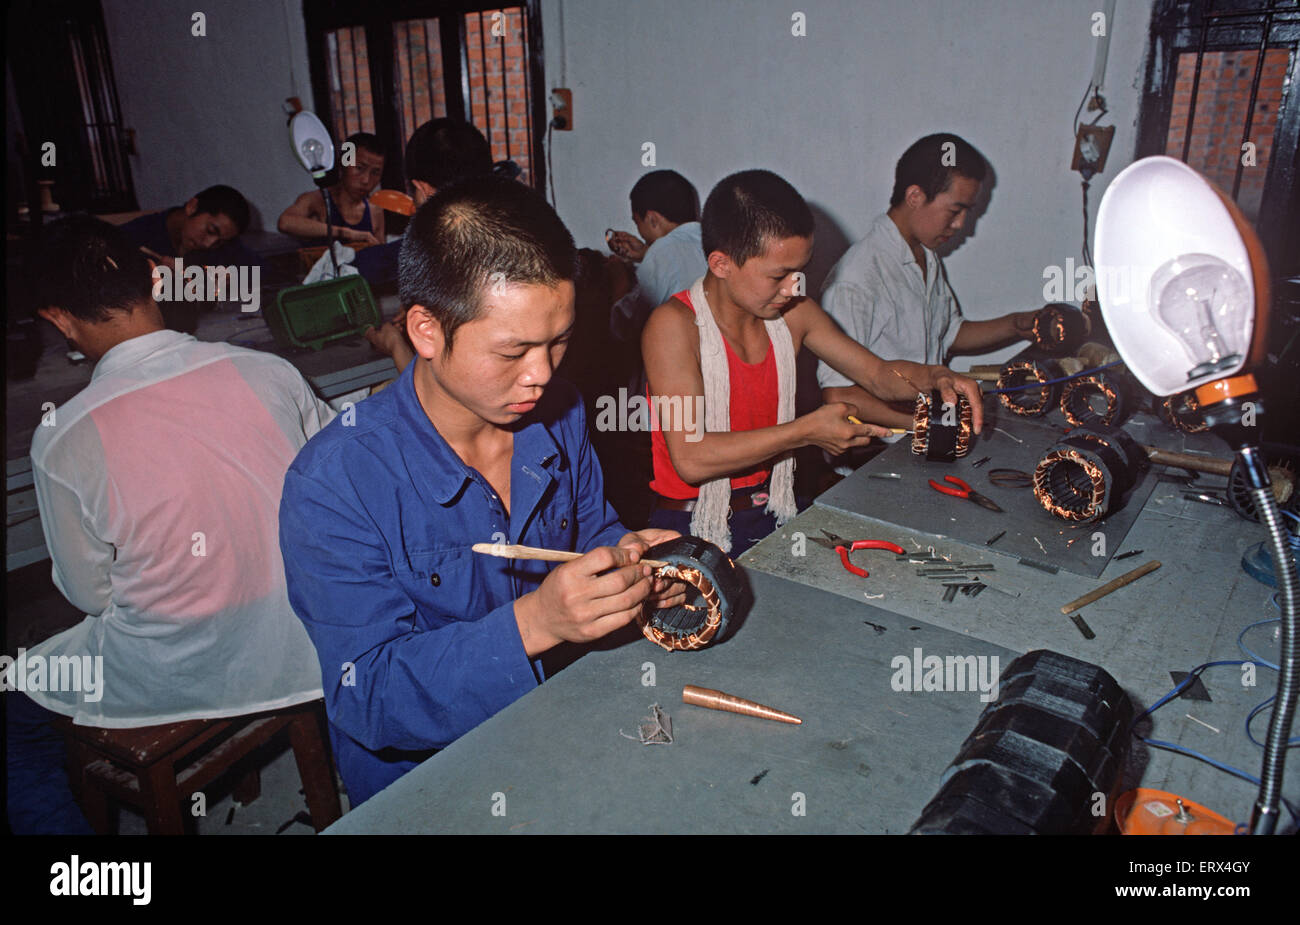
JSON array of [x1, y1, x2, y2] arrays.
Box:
[[118, 184, 258, 333]]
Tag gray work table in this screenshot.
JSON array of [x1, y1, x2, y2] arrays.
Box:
[[328, 399, 1297, 833], [327, 568, 1014, 834]]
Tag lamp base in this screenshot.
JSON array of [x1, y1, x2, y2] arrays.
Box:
[[1241, 541, 1300, 589]]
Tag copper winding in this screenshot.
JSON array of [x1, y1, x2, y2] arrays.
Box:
[[1033, 447, 1108, 522], [1161, 391, 1208, 434], [1032, 311, 1068, 352], [1060, 373, 1122, 427], [637, 564, 724, 652], [998, 360, 1056, 416], [911, 392, 973, 460]]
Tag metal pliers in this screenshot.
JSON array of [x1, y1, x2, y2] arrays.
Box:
[[928, 475, 1005, 513], [810, 530, 906, 578]]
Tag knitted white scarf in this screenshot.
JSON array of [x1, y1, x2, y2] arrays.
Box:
[[689, 276, 798, 552]]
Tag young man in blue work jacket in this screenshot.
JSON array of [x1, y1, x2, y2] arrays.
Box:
[[279, 176, 682, 806]]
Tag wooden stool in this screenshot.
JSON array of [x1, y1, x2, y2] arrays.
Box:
[[55, 700, 342, 835]]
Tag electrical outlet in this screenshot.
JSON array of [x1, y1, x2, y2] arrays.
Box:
[[1071, 124, 1115, 178], [550, 88, 572, 131]]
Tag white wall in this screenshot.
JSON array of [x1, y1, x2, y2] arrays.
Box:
[[541, 0, 1154, 367], [101, 0, 314, 230]]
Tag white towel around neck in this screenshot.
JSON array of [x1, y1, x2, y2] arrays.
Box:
[[688, 276, 798, 551]]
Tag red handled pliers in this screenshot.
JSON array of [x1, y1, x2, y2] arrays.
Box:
[[811, 530, 906, 578], [928, 475, 1004, 513]]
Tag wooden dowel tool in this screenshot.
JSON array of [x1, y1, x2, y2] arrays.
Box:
[[1060, 560, 1161, 615], [471, 542, 669, 569], [682, 684, 802, 725]]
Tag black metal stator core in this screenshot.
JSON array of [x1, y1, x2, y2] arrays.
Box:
[[637, 535, 748, 652]]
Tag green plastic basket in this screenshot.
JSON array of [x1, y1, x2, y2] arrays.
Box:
[[267, 275, 380, 351]]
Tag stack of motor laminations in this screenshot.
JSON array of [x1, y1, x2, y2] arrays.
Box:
[[910, 650, 1134, 835]]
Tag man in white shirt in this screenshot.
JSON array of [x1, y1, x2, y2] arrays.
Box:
[[817, 134, 1039, 431], [4, 217, 334, 832], [607, 169, 707, 344]]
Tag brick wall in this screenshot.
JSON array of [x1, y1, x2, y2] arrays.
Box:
[[465, 8, 533, 183], [1164, 48, 1289, 220], [333, 8, 534, 186]]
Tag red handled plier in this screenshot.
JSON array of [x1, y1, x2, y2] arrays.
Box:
[[811, 530, 906, 578], [928, 475, 1004, 513]]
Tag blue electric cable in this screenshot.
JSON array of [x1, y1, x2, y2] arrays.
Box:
[[986, 360, 1124, 394], [1133, 659, 1300, 826]]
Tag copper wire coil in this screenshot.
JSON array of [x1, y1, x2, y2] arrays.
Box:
[[1033, 447, 1111, 522], [1032, 304, 1088, 356], [1060, 372, 1125, 427], [1161, 391, 1208, 434], [911, 390, 974, 461], [638, 565, 723, 651], [636, 536, 745, 652], [1064, 425, 1145, 492], [998, 360, 1060, 417]]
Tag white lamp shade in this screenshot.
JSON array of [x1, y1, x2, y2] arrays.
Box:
[[1094, 155, 1256, 396], [289, 111, 335, 178]]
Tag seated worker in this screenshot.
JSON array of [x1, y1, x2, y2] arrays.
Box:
[[606, 169, 706, 344], [117, 183, 258, 334], [277, 131, 386, 247], [5, 216, 332, 834], [278, 176, 683, 806], [817, 133, 1039, 432], [352, 118, 493, 293], [642, 169, 983, 554]]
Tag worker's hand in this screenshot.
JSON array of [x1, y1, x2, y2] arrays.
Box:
[[606, 230, 647, 262], [1013, 309, 1039, 340], [801, 402, 891, 455], [618, 529, 689, 608], [515, 545, 653, 655], [920, 367, 985, 434], [340, 228, 381, 246]]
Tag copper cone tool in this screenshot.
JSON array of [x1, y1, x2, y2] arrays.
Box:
[[681, 685, 802, 725]]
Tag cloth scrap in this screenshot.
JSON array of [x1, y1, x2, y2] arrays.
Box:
[[620, 703, 674, 745]]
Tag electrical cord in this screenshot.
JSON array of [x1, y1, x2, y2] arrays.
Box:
[[1133, 659, 1300, 825], [986, 359, 1123, 394], [545, 120, 555, 207]]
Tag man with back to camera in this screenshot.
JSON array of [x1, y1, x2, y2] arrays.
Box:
[[5, 216, 332, 833]]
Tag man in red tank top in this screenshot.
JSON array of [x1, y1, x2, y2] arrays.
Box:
[[642, 170, 984, 554]]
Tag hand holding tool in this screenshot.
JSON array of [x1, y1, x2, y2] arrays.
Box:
[[810, 530, 905, 578], [928, 475, 1004, 513]]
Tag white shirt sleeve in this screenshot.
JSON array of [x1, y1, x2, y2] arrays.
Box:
[[32, 461, 113, 616], [818, 281, 890, 389]]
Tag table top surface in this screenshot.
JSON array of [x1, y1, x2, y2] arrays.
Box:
[[329, 398, 1298, 834]]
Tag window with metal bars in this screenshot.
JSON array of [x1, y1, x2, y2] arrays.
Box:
[[8, 0, 138, 215], [305, 2, 544, 192], [1137, 0, 1300, 274]]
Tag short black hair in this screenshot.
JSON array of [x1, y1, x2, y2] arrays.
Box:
[[192, 184, 251, 234], [28, 215, 154, 322], [630, 170, 699, 224], [344, 131, 385, 160], [890, 133, 987, 208], [404, 118, 493, 190], [399, 175, 575, 351], [700, 169, 814, 266]]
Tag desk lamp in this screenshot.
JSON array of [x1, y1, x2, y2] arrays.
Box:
[[1095, 155, 1296, 835], [288, 110, 341, 276]]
